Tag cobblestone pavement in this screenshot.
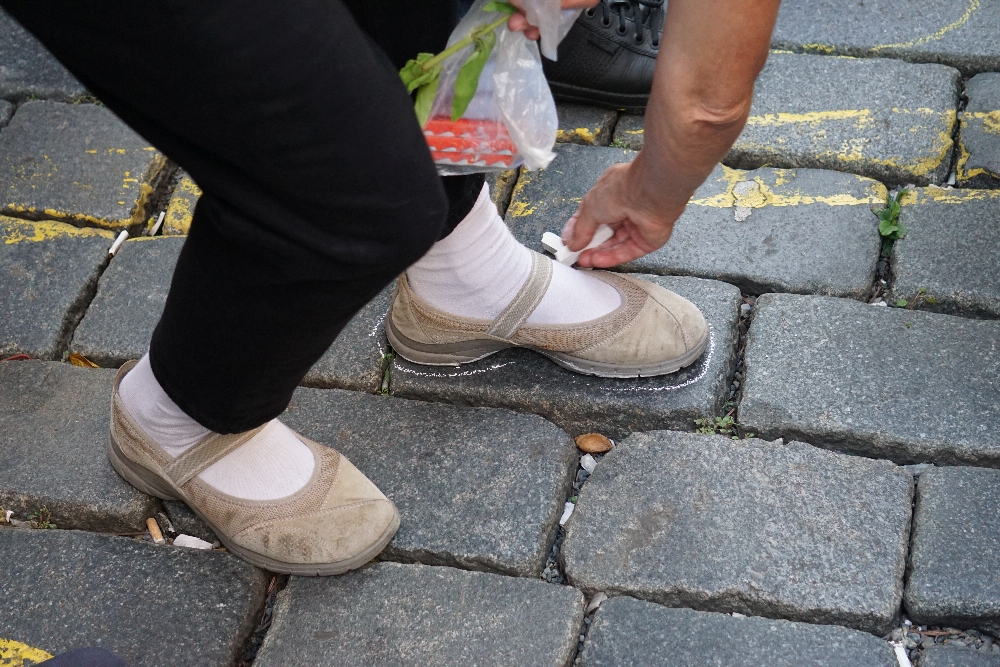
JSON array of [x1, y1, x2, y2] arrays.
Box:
[[2, 4, 1000, 666]]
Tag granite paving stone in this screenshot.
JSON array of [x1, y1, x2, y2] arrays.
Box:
[[562, 431, 913, 634], [0, 8, 87, 101], [0, 99, 12, 126], [504, 143, 633, 252], [771, 0, 1000, 75], [254, 562, 584, 667], [740, 294, 1000, 466], [0, 529, 267, 667], [162, 171, 201, 235], [0, 361, 156, 532], [578, 597, 897, 667], [390, 275, 740, 439], [70, 237, 183, 367], [300, 283, 393, 393], [904, 466, 1000, 639], [510, 147, 885, 296], [889, 188, 1000, 319], [622, 166, 885, 297], [608, 54, 960, 186], [0, 101, 167, 229], [920, 646, 1000, 667], [555, 103, 617, 146], [1, 217, 114, 360], [281, 388, 577, 575], [957, 73, 1000, 188], [70, 236, 391, 390]]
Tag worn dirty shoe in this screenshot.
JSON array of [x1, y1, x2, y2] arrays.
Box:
[[387, 252, 709, 378], [107, 361, 399, 576]]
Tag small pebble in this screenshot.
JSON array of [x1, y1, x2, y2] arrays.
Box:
[[575, 433, 612, 454], [580, 454, 597, 474], [740, 303, 752, 316]]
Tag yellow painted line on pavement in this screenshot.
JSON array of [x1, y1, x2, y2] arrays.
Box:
[[0, 638, 53, 665], [1, 217, 115, 244], [900, 187, 1000, 205], [163, 175, 202, 235], [556, 127, 598, 144], [688, 165, 887, 209], [871, 0, 980, 51], [744, 109, 875, 129], [796, 0, 979, 55]]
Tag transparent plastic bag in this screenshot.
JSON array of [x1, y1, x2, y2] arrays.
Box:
[[414, 0, 580, 175]]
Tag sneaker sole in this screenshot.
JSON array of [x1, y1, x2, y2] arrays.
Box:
[[107, 433, 400, 576], [386, 313, 709, 378], [548, 81, 650, 113]]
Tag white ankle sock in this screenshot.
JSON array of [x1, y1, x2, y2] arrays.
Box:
[[119, 354, 315, 501], [406, 184, 621, 325]]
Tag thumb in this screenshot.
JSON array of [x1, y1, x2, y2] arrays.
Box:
[[561, 202, 599, 252]]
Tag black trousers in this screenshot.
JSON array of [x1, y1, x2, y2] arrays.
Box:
[[2, 0, 485, 432]]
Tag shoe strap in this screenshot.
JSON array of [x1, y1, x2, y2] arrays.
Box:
[[486, 251, 553, 340], [162, 424, 268, 487]]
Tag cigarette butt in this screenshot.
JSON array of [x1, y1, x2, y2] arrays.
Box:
[[147, 211, 165, 236], [146, 517, 165, 545], [108, 230, 129, 256]]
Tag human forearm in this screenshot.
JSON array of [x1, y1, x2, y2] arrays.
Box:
[[634, 0, 777, 216], [567, 0, 780, 267]]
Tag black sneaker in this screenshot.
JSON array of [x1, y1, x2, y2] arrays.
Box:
[[543, 0, 663, 112]]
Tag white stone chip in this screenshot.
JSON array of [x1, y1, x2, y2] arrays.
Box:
[[585, 592, 608, 614], [173, 534, 214, 550], [580, 454, 597, 474], [559, 501, 575, 526]]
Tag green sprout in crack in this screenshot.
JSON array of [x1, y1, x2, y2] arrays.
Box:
[[28, 507, 57, 529], [875, 189, 909, 256], [895, 287, 938, 310], [694, 416, 755, 440]]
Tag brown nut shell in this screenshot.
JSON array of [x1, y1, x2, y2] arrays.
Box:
[[575, 433, 613, 454]]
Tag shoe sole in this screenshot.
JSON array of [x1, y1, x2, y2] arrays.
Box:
[[386, 314, 709, 379], [548, 81, 650, 113], [106, 434, 400, 576]]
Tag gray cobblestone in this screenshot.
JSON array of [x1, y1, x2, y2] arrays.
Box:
[[889, 188, 1000, 319], [0, 101, 167, 229], [255, 562, 584, 667], [1, 217, 113, 360], [771, 0, 1000, 75], [0, 529, 267, 667], [741, 294, 1000, 466], [0, 361, 156, 532], [562, 431, 912, 635], [390, 275, 740, 439], [0, 9, 87, 101], [556, 103, 617, 146], [957, 73, 1000, 188], [606, 54, 961, 186], [579, 598, 897, 667], [281, 388, 577, 576], [905, 466, 1000, 639]]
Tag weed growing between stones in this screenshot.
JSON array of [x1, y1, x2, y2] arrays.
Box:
[[875, 188, 910, 256], [694, 415, 755, 440], [27, 507, 56, 529], [896, 286, 939, 309]]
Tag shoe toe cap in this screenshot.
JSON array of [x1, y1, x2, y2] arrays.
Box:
[[234, 498, 399, 566], [580, 280, 708, 365]]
